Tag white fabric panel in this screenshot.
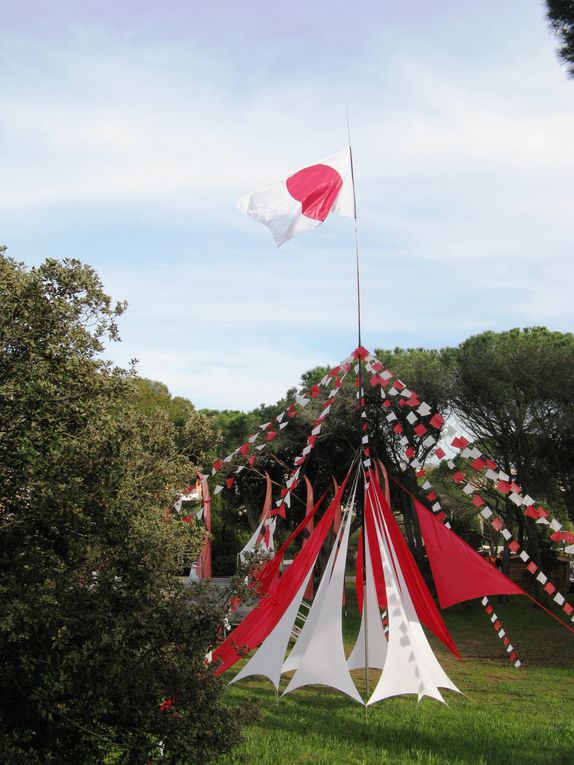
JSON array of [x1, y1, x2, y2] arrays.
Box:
[[238, 517, 276, 563], [230, 572, 313, 690], [388, 522, 460, 695], [238, 519, 265, 563], [367, 499, 449, 705], [281, 517, 343, 673], [347, 524, 388, 670], [283, 510, 363, 703], [267, 518, 276, 553]]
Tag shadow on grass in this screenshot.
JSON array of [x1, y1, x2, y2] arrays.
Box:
[[251, 686, 568, 765], [220, 595, 574, 764]]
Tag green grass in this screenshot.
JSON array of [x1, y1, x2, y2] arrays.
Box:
[[218, 597, 574, 765]]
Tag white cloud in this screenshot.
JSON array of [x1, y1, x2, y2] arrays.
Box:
[[2, 2, 573, 409], [110, 344, 328, 411]]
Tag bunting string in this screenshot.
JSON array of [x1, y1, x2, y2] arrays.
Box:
[[358, 348, 574, 623], [207, 352, 354, 506], [481, 596, 522, 668], [419, 439, 574, 623]]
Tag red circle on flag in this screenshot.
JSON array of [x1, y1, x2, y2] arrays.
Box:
[[286, 163, 343, 221]]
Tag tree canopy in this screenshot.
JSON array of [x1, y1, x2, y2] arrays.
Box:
[[202, 330, 574, 579], [546, 0, 574, 78], [0, 251, 242, 764]]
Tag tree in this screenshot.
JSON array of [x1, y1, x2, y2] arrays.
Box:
[[131, 378, 196, 429], [131, 378, 223, 466], [443, 327, 574, 570], [211, 350, 449, 573], [0, 251, 242, 764], [546, 0, 574, 78]]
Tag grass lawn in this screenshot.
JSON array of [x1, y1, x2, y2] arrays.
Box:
[[217, 596, 574, 765]]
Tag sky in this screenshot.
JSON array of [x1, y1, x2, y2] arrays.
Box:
[[1, 1, 573, 410]]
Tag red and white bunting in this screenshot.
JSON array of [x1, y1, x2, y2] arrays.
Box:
[[481, 596, 521, 668], [272, 364, 351, 518], [364, 351, 444, 469], [424, 457, 574, 623], [447, 438, 572, 549], [358, 346, 574, 629], [209, 354, 353, 497]]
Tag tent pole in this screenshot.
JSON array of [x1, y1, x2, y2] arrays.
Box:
[[346, 104, 369, 699], [362, 470, 370, 700]]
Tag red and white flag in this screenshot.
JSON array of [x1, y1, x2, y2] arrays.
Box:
[[237, 148, 354, 246]]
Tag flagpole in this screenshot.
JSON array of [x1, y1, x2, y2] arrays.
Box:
[[346, 104, 362, 349], [346, 104, 369, 701]]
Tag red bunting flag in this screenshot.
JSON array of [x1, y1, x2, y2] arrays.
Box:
[[429, 413, 444, 429]]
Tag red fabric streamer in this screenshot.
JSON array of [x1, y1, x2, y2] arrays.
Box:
[[413, 497, 524, 608], [355, 529, 364, 614], [212, 475, 350, 675], [255, 488, 326, 595], [332, 477, 342, 534], [261, 472, 273, 521], [367, 473, 460, 658], [377, 460, 391, 504], [364, 492, 388, 610], [331, 476, 346, 608], [197, 475, 212, 578], [303, 476, 315, 601]]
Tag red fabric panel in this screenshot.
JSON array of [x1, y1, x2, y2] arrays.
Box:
[[377, 460, 391, 504], [255, 489, 326, 596], [332, 477, 342, 534], [355, 529, 364, 613], [212, 477, 349, 675], [332, 478, 343, 607], [364, 497, 387, 609], [261, 472, 273, 521], [197, 475, 211, 578], [303, 476, 315, 601], [356, 468, 389, 614], [368, 474, 460, 658], [413, 497, 525, 608]]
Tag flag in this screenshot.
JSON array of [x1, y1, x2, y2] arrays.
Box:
[[237, 148, 354, 246]]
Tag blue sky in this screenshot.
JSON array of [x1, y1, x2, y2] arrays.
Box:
[[2, 1, 573, 409]]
